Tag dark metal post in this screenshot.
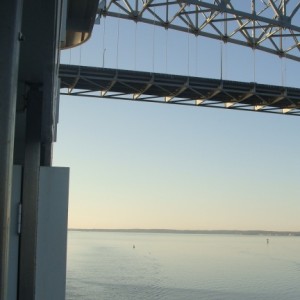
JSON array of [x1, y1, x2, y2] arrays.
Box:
[[17, 87, 43, 300], [15, 1, 63, 298], [0, 1, 23, 299]]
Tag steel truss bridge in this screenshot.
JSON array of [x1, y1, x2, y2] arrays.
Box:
[[97, 0, 300, 61], [60, 64, 300, 115], [60, 0, 300, 116]]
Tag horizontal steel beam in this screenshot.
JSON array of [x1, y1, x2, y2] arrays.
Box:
[[59, 64, 300, 116]]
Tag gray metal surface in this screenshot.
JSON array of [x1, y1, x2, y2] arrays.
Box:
[[35, 167, 69, 300], [0, 1, 23, 299], [97, 0, 300, 61], [8, 166, 22, 300], [17, 1, 64, 298], [16, 0, 62, 166], [18, 88, 42, 300], [60, 64, 300, 116]]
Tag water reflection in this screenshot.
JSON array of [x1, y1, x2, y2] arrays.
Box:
[[67, 232, 300, 300]]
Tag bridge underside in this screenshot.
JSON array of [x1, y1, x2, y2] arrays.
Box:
[[60, 64, 300, 116]]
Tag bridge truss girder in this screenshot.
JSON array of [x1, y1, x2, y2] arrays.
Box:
[[97, 0, 300, 62], [60, 64, 300, 116]]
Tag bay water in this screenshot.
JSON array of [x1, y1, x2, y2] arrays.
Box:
[[66, 231, 300, 299]]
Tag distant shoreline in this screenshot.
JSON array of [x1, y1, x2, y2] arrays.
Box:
[[68, 228, 300, 236]]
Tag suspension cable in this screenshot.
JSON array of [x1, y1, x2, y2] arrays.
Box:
[[69, 49, 71, 65], [134, 22, 137, 70], [224, 42, 227, 79], [253, 49, 256, 83], [220, 40, 223, 80], [281, 36, 286, 87], [116, 9, 120, 69], [165, 29, 168, 73], [251, 0, 256, 82], [102, 16, 106, 68], [79, 46, 82, 67], [281, 55, 286, 87], [152, 7, 156, 73], [195, 35, 198, 76], [187, 13, 190, 77]]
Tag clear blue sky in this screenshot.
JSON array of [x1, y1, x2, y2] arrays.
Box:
[[54, 15, 300, 231]]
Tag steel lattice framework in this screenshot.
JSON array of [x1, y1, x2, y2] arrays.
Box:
[[60, 64, 300, 116], [97, 0, 300, 61]]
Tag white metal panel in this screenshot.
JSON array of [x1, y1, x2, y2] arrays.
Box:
[[35, 167, 69, 300]]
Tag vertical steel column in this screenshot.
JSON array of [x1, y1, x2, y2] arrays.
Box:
[[18, 87, 42, 300], [0, 1, 23, 299], [16, 1, 63, 298]]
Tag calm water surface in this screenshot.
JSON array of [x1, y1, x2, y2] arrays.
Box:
[[66, 231, 300, 299]]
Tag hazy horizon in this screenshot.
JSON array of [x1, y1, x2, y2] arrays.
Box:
[[68, 228, 300, 239]]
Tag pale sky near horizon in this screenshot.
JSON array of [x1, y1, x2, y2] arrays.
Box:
[[54, 11, 300, 231]]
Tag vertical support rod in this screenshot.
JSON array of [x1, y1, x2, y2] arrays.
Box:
[[0, 1, 23, 299], [18, 88, 43, 300]]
